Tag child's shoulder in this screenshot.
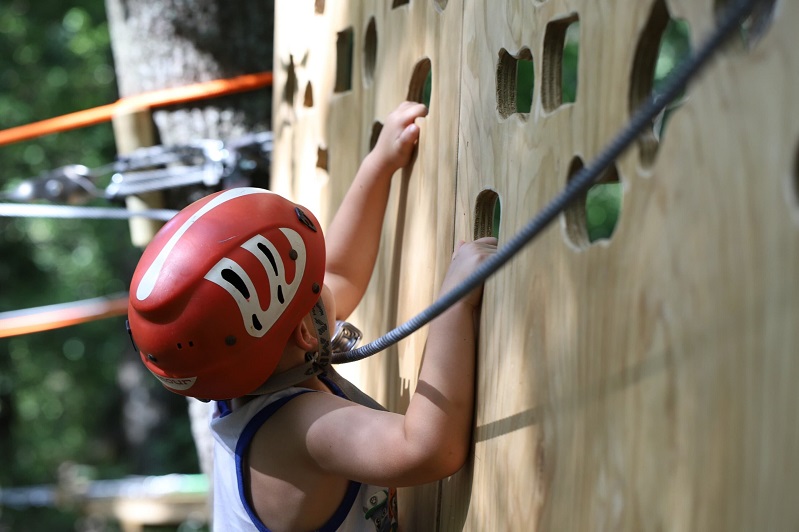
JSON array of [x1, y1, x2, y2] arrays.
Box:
[[251, 384, 355, 440], [246, 375, 399, 478]]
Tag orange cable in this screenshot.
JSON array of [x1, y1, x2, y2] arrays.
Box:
[[0, 295, 129, 338], [0, 71, 273, 147]]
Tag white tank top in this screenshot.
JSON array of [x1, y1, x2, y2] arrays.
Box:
[[210, 371, 399, 531]]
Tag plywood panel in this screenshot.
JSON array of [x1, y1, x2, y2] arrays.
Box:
[[273, 0, 799, 530], [450, 0, 799, 530]]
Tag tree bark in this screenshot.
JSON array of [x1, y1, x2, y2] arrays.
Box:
[[105, 0, 273, 145], [105, 0, 274, 211]]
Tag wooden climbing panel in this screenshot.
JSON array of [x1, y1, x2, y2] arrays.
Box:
[[272, 0, 799, 529]]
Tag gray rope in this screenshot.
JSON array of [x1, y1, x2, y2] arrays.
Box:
[[333, 0, 758, 364]]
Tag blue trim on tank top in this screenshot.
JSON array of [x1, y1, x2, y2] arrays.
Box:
[[233, 378, 362, 531]]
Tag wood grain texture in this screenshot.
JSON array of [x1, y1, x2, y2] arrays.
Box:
[[272, 0, 799, 529]]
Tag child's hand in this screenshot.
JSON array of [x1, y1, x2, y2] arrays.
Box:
[[440, 237, 498, 308], [372, 101, 428, 172]]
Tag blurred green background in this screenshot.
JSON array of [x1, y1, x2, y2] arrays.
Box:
[[0, 1, 201, 530]]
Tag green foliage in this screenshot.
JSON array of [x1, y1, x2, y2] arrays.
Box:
[[515, 58, 534, 114], [654, 19, 692, 93], [492, 197, 501, 239], [1, 1, 199, 529], [0, 0, 118, 181], [1, 506, 86, 531], [586, 182, 622, 242], [422, 69, 432, 109], [561, 21, 579, 105], [653, 18, 692, 140]]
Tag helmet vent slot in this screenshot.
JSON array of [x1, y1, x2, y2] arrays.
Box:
[[221, 268, 251, 299], [252, 314, 263, 331], [278, 285, 285, 304], [258, 243, 280, 276]]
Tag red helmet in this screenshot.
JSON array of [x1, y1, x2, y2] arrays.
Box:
[[128, 187, 326, 400]]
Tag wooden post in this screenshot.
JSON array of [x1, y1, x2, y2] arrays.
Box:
[[111, 108, 164, 247]]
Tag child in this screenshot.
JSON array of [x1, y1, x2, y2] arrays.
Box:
[[127, 101, 498, 531]]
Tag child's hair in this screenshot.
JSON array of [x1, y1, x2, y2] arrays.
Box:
[[127, 187, 330, 401]]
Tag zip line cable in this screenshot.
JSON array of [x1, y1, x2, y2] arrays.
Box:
[[332, 0, 759, 364], [0, 294, 129, 339], [0, 72, 272, 147], [0, 203, 178, 221]]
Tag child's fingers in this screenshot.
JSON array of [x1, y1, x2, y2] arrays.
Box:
[[398, 123, 420, 145], [473, 236, 498, 246], [408, 101, 428, 117], [452, 240, 466, 259], [395, 101, 428, 123]]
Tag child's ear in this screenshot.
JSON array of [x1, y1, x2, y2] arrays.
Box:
[[292, 319, 319, 351]]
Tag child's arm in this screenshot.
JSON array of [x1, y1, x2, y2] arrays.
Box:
[[289, 237, 498, 486], [324, 101, 428, 319]]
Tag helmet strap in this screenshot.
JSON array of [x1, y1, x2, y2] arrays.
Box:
[[249, 297, 333, 395]]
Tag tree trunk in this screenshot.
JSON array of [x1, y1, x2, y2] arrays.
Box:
[[105, 0, 274, 208], [106, 0, 273, 144]]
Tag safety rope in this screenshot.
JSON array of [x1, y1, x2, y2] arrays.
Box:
[[333, 0, 760, 364], [0, 71, 273, 147]]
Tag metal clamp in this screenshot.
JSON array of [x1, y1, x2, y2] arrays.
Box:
[[1, 132, 274, 208], [332, 320, 363, 353]]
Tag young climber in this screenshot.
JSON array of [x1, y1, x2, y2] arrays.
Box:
[[127, 100, 498, 531]]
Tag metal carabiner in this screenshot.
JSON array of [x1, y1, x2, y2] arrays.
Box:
[[331, 320, 363, 353]]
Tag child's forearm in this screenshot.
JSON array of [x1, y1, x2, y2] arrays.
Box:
[[325, 151, 397, 318], [402, 300, 477, 479], [325, 101, 425, 319]]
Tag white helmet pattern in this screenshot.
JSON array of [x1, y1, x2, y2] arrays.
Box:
[[204, 228, 307, 338]]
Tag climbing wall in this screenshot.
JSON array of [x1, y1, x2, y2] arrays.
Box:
[[272, 0, 799, 530]]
